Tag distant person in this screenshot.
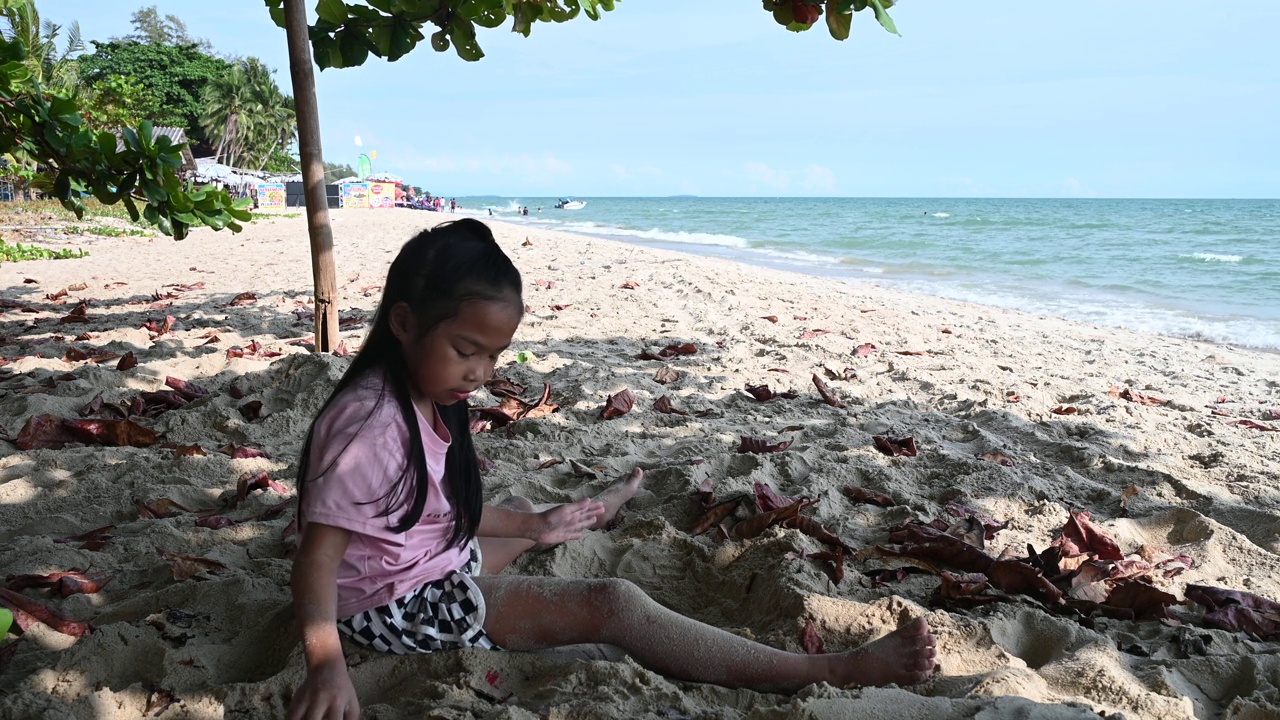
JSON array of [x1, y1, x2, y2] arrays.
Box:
[[285, 219, 938, 720], [450, 199, 456, 213], [537, 207, 542, 213], [488, 208, 493, 216]]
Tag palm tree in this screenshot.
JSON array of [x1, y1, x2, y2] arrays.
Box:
[[199, 63, 258, 167], [200, 57, 297, 170], [0, 0, 83, 94]]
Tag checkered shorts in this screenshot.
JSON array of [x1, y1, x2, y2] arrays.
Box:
[[337, 538, 500, 654]]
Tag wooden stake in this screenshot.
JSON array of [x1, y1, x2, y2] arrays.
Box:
[[282, 0, 339, 353]]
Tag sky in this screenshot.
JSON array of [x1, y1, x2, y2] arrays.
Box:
[[43, 1, 1280, 198]]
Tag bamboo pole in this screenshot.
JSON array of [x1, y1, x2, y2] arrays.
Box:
[[282, 0, 339, 353]]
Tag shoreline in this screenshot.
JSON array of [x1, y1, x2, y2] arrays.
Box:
[[0, 209, 1277, 719]]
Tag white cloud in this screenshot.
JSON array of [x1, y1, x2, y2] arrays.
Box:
[[801, 165, 837, 194], [743, 162, 790, 192]]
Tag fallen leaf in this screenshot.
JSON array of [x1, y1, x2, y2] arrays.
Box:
[[809, 548, 846, 585], [568, 459, 598, 478], [620, 280, 640, 289], [753, 482, 796, 513], [216, 443, 271, 459], [636, 343, 698, 361], [1005, 393, 1021, 403], [853, 343, 878, 357], [1105, 580, 1179, 620], [894, 350, 928, 357], [733, 499, 814, 539], [601, 389, 636, 420], [743, 384, 797, 401], [228, 385, 245, 400], [1120, 485, 1140, 511], [654, 366, 681, 384], [238, 400, 265, 421], [67, 282, 88, 292], [939, 571, 992, 601], [195, 515, 235, 530], [145, 688, 178, 717], [1051, 406, 1078, 415], [1229, 419, 1276, 432], [872, 435, 918, 457], [985, 559, 1064, 605], [691, 496, 743, 536], [53, 525, 115, 547], [63, 418, 159, 447], [159, 550, 228, 581], [801, 619, 825, 654], [798, 329, 830, 340], [1052, 509, 1123, 561], [979, 452, 1015, 467], [784, 515, 855, 554], [235, 472, 289, 504], [136, 498, 195, 519], [1111, 387, 1168, 406], [537, 458, 564, 469], [811, 374, 846, 408], [842, 486, 896, 507], [228, 292, 257, 307], [737, 436, 792, 454], [485, 377, 527, 398], [522, 238, 532, 247], [117, 352, 138, 371], [1185, 585, 1280, 640], [549, 304, 571, 312], [476, 455, 496, 472], [653, 395, 689, 416], [6, 571, 113, 597], [0, 588, 91, 637], [761, 315, 778, 323], [46, 288, 67, 301]]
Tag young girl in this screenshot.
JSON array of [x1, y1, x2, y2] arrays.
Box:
[[288, 219, 938, 720]]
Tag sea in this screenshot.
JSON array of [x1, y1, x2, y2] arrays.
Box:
[[455, 197, 1280, 351]]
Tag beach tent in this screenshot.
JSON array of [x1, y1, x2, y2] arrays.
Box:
[[194, 158, 266, 186]]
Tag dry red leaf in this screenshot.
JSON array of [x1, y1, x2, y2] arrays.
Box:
[[142, 315, 175, 337], [521, 238, 533, 247], [743, 384, 797, 401], [941, 328, 954, 334], [883, 525, 996, 574], [228, 292, 257, 306], [485, 377, 526, 398], [753, 482, 795, 513], [733, 499, 814, 540], [809, 547, 846, 585], [476, 455, 496, 472], [811, 373, 846, 408], [116, 351, 138, 371], [236, 471, 289, 505], [784, 515, 855, 554], [691, 497, 743, 535], [939, 571, 992, 600], [63, 418, 159, 447], [217, 443, 271, 459], [798, 329, 830, 340], [145, 688, 178, 717], [1185, 585, 1280, 640], [653, 366, 681, 384], [238, 400, 265, 421], [1109, 386, 1168, 406], [894, 350, 928, 357], [549, 304, 571, 312], [761, 315, 778, 323], [568, 459, 598, 478], [1052, 510, 1123, 561], [652, 396, 688, 416], [1051, 406, 1078, 415], [620, 280, 640, 289], [872, 435, 918, 457], [1230, 419, 1276, 431], [159, 550, 228, 581], [601, 389, 636, 420], [986, 559, 1064, 605], [1103, 580, 1179, 620], [737, 436, 792, 454], [6, 570, 113, 597], [801, 619, 825, 654], [45, 288, 67, 301], [137, 497, 195, 519], [0, 587, 91, 637], [853, 343, 878, 357], [195, 515, 236, 530], [980, 452, 1015, 467], [537, 458, 564, 469], [53, 525, 115, 547], [0, 636, 23, 672], [521, 383, 559, 420], [1005, 393, 1021, 403], [164, 377, 210, 401], [842, 486, 895, 507]]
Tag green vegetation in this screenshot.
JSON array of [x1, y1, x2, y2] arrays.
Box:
[[199, 57, 296, 170], [0, 237, 89, 262], [265, 0, 896, 68], [65, 223, 148, 237]]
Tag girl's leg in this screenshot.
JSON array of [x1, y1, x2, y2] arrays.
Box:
[[472, 575, 936, 692], [479, 468, 646, 575]]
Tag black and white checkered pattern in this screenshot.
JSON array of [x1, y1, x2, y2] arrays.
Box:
[[337, 539, 499, 654]]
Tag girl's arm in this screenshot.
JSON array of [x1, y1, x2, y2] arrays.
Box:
[[479, 499, 603, 545], [288, 522, 361, 720]]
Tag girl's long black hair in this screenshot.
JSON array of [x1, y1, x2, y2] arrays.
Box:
[[296, 219, 523, 549]]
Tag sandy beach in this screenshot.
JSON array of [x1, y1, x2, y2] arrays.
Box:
[[1, 209, 1277, 719]]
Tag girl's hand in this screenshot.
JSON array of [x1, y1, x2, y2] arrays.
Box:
[[534, 498, 604, 545], [288, 659, 360, 720]]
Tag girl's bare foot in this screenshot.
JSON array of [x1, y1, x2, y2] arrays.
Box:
[[589, 467, 645, 530], [826, 617, 938, 688]]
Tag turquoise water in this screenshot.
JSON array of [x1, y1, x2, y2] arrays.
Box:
[[457, 197, 1280, 350]]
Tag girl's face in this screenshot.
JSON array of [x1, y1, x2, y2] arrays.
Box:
[[392, 298, 523, 407]]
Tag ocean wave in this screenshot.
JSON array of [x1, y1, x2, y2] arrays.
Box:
[[931, 212, 951, 218], [567, 224, 751, 248], [1182, 252, 1243, 263]]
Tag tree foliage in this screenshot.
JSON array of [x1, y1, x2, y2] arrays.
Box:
[[199, 57, 297, 169], [262, 0, 896, 68], [117, 5, 212, 53], [323, 160, 357, 183], [0, 0, 81, 92], [77, 41, 233, 149], [0, 33, 251, 238]]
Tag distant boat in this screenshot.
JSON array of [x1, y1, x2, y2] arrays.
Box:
[[555, 198, 586, 210]]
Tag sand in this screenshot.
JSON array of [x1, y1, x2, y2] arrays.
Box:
[[0, 209, 1277, 719]]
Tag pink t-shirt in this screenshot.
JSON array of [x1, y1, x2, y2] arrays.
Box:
[[300, 371, 470, 618]]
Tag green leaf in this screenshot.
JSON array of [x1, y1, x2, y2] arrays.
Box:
[[387, 19, 417, 60], [336, 29, 370, 67], [54, 172, 71, 200], [266, 0, 287, 27], [0, 607, 12, 640], [825, 0, 851, 40], [867, 0, 899, 35], [315, 0, 349, 25]]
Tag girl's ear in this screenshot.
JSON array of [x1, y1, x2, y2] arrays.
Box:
[[388, 302, 418, 343]]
